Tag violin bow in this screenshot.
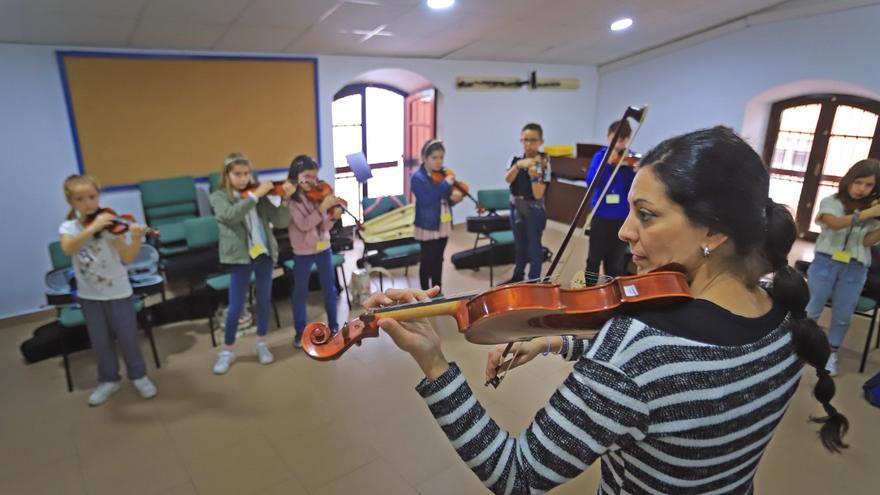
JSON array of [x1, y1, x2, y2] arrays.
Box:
[[488, 105, 648, 389]]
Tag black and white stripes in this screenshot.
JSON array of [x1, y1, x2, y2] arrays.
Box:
[[416, 314, 801, 494]]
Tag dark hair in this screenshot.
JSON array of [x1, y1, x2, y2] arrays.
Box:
[[521, 123, 543, 139], [420, 139, 445, 163], [640, 126, 848, 453], [836, 158, 880, 203], [608, 119, 632, 139], [287, 154, 320, 203]]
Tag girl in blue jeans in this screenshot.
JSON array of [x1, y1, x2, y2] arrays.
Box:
[[806, 159, 880, 376], [210, 153, 293, 374], [287, 155, 343, 348]]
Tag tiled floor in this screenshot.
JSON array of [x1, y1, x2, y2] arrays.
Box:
[[1, 224, 878, 494]]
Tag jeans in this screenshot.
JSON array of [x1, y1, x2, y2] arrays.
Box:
[[79, 296, 146, 381], [224, 254, 274, 346], [510, 200, 547, 281], [292, 249, 338, 336], [806, 253, 869, 348]]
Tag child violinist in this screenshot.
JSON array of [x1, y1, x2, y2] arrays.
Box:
[[60, 174, 158, 406], [806, 158, 880, 375], [287, 155, 342, 348], [411, 139, 464, 292], [209, 153, 293, 374], [503, 123, 552, 284]]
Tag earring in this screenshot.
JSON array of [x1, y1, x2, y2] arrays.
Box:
[[702, 245, 711, 257]]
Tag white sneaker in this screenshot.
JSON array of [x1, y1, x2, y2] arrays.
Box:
[[213, 351, 236, 375], [132, 376, 157, 399], [254, 341, 274, 365], [825, 351, 839, 377], [88, 381, 121, 406]]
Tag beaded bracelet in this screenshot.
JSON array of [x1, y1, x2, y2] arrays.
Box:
[[559, 336, 569, 357]]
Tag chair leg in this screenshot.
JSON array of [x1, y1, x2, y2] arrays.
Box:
[[143, 313, 161, 369], [272, 300, 281, 329], [60, 326, 73, 393], [489, 240, 495, 287], [338, 266, 352, 309], [208, 290, 218, 348], [860, 308, 877, 373]]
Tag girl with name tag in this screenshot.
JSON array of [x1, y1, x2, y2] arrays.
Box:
[[210, 153, 294, 374], [288, 155, 342, 349], [584, 119, 636, 285], [411, 139, 463, 292], [806, 158, 880, 376]]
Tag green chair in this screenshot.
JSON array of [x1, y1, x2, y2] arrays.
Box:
[[58, 300, 159, 393], [487, 231, 516, 287], [48, 241, 72, 270], [139, 176, 199, 256], [208, 172, 222, 194], [282, 253, 352, 310], [477, 189, 511, 214]]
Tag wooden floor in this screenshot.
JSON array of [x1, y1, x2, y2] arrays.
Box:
[[0, 224, 877, 494]]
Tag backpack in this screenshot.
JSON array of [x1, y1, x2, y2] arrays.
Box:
[[863, 371, 880, 407]]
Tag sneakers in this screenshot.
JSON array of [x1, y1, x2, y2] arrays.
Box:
[[254, 342, 274, 365], [132, 376, 158, 399], [825, 351, 839, 377], [213, 350, 236, 375], [293, 334, 303, 349], [88, 381, 121, 406], [499, 277, 524, 286]]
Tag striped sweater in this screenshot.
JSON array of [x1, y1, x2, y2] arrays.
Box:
[[416, 306, 803, 494]]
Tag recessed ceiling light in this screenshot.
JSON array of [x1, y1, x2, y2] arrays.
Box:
[[610, 18, 633, 31], [427, 0, 455, 10]]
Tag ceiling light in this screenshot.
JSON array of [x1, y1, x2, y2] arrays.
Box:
[[610, 18, 633, 31], [427, 0, 455, 9]]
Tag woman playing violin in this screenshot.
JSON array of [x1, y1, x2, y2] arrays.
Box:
[[287, 155, 343, 348], [805, 158, 880, 376], [411, 139, 464, 292], [368, 127, 847, 494]]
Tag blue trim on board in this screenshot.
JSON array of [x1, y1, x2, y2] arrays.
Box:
[[54, 50, 320, 190]]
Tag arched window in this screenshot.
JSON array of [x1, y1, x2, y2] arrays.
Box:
[[764, 94, 880, 239]]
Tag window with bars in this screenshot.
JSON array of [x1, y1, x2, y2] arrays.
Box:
[[763, 94, 880, 239]]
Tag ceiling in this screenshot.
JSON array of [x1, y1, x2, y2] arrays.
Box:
[[0, 0, 877, 66]]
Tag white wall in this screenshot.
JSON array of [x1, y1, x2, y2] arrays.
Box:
[[0, 43, 597, 318], [593, 3, 880, 154]]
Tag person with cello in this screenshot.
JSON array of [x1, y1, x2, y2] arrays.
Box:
[[362, 126, 848, 493], [585, 119, 637, 285], [805, 158, 880, 376], [411, 139, 464, 292], [287, 155, 343, 349]]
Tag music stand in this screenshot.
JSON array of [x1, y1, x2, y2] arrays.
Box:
[[346, 152, 372, 221]]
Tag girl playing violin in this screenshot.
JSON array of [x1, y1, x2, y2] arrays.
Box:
[[59, 174, 157, 405], [411, 139, 464, 292], [287, 155, 341, 349], [805, 158, 880, 376], [368, 127, 847, 494], [209, 153, 293, 374]]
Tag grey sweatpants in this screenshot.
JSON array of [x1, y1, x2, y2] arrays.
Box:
[[79, 297, 147, 382]]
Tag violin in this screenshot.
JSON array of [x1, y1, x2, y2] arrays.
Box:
[[609, 150, 640, 167], [83, 207, 159, 238], [302, 265, 691, 361], [430, 167, 484, 211], [239, 181, 289, 199], [300, 179, 362, 228]]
